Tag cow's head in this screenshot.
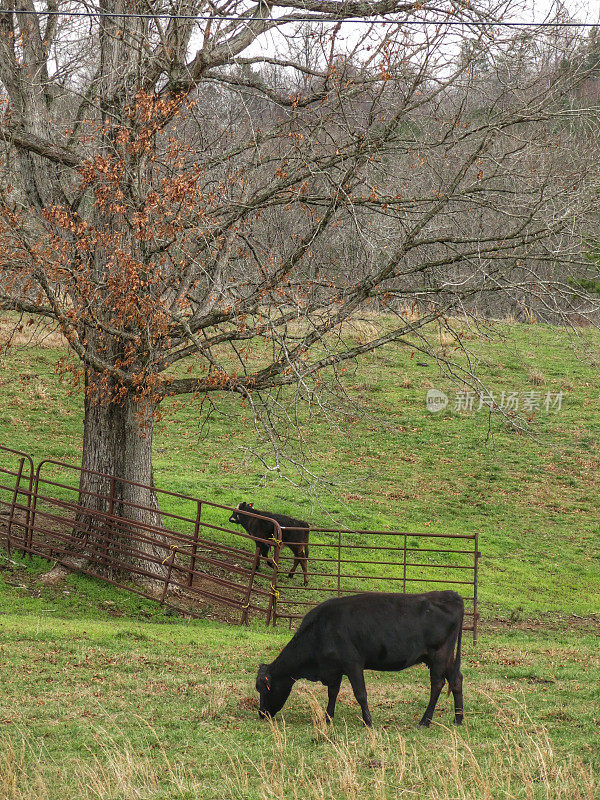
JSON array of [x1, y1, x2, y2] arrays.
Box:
[[255, 663, 294, 720], [229, 501, 253, 525]]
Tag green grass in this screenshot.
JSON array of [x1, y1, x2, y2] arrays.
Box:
[[1, 316, 599, 797], [1, 316, 599, 619], [0, 563, 598, 799]]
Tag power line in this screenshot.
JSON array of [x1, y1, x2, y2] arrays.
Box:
[[0, 7, 599, 27]]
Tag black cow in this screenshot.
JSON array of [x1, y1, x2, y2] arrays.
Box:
[[255, 590, 464, 727], [228, 501, 310, 585]]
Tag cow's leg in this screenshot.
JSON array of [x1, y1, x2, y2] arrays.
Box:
[[418, 665, 445, 728], [447, 669, 464, 725], [347, 666, 372, 727], [325, 674, 343, 723]]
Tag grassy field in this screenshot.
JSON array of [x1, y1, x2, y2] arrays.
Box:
[[0, 315, 599, 618], [0, 315, 599, 798], [0, 555, 598, 799]]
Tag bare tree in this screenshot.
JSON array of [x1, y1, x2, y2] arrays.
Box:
[[0, 0, 596, 574]]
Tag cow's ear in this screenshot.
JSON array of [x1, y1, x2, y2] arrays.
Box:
[[248, 502, 254, 508]]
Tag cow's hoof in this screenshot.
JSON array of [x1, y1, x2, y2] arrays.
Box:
[[453, 717, 463, 726], [418, 719, 431, 728]]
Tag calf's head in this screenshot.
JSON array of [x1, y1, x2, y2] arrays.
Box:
[[228, 501, 253, 525], [256, 664, 294, 720]]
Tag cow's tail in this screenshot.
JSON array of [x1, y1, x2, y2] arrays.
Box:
[[447, 608, 463, 695]]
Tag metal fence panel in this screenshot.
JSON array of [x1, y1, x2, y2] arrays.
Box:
[[0, 446, 480, 639]]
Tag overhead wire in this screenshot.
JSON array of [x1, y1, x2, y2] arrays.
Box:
[[0, 7, 598, 26]]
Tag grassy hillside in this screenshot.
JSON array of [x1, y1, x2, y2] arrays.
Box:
[[1, 316, 599, 799], [1, 315, 598, 619]]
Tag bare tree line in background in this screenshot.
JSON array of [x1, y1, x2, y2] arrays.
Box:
[[0, 0, 598, 576]]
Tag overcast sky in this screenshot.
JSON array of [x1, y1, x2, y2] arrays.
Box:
[[529, 0, 599, 21], [243, 1, 600, 64]]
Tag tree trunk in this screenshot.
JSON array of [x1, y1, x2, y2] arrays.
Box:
[[70, 372, 168, 586]]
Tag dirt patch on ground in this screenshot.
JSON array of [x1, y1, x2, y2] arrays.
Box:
[[38, 565, 72, 585]]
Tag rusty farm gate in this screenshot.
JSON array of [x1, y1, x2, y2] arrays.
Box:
[[0, 445, 480, 640]]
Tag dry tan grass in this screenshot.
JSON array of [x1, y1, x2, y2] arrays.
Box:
[[0, 738, 50, 800], [222, 697, 597, 800], [0, 732, 197, 800], [0, 699, 596, 800], [0, 316, 66, 349], [199, 681, 230, 719], [397, 304, 424, 324], [438, 331, 455, 347], [524, 308, 538, 325], [338, 317, 383, 345], [0, 308, 516, 355], [528, 368, 546, 386]]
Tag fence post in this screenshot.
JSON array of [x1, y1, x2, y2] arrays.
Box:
[[266, 526, 282, 626], [188, 501, 201, 588], [102, 474, 116, 567], [241, 548, 260, 625], [25, 465, 42, 555], [337, 529, 342, 597], [22, 457, 33, 554], [402, 533, 407, 594], [6, 458, 25, 557], [473, 531, 480, 644]]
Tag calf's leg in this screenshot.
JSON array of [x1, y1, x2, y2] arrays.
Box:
[[256, 543, 274, 570], [325, 674, 343, 722], [287, 546, 300, 579], [300, 546, 308, 586], [347, 666, 373, 727], [287, 545, 309, 585], [419, 665, 445, 728]]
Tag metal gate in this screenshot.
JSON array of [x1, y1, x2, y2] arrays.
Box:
[[0, 445, 480, 639]]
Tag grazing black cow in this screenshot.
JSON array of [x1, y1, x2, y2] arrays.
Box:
[[255, 590, 464, 727], [228, 501, 310, 585]]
